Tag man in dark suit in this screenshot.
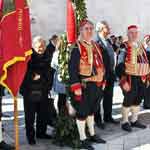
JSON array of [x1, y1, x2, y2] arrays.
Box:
[[95, 21, 119, 128]]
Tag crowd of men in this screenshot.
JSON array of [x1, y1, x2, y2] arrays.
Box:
[[68, 20, 150, 150], [0, 19, 150, 150]]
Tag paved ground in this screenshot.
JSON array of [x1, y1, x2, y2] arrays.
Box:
[[2, 84, 150, 150]]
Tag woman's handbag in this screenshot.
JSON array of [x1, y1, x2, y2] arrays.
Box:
[[66, 100, 76, 117]]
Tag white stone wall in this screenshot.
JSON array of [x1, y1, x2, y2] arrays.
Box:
[[30, 0, 150, 40], [87, 0, 150, 37], [30, 0, 66, 40]]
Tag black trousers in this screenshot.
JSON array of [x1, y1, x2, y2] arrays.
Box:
[[143, 85, 150, 108], [95, 76, 114, 123], [23, 96, 49, 140], [0, 96, 2, 120], [94, 88, 103, 124], [58, 93, 66, 113], [103, 79, 114, 121], [0, 86, 4, 119]]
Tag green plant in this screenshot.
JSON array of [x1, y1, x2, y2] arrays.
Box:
[[53, 0, 87, 148], [72, 0, 87, 34], [58, 0, 87, 83], [2, 0, 28, 15], [53, 108, 80, 148]]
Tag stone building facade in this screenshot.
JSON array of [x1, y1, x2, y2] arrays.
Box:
[[30, 0, 150, 40]]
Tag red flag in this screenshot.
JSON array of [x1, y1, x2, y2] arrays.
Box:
[[66, 0, 76, 44], [0, 0, 3, 19], [0, 0, 32, 97]]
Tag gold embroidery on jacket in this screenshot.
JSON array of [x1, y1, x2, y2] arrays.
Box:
[[125, 42, 150, 76]]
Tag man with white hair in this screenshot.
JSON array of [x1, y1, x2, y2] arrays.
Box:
[[95, 21, 118, 128], [116, 25, 148, 132]]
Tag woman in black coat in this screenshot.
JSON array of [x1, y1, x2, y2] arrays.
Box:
[[21, 36, 52, 145]]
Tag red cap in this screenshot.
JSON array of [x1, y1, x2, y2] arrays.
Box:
[[144, 35, 150, 40], [128, 25, 138, 31], [80, 19, 93, 28]]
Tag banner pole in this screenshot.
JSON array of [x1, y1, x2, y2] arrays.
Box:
[[14, 96, 19, 150]]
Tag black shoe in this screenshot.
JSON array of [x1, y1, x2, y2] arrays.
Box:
[[143, 105, 150, 110], [79, 139, 94, 150], [95, 121, 105, 129], [36, 134, 52, 139], [0, 141, 15, 150], [89, 135, 106, 144], [131, 121, 147, 129], [2, 124, 4, 132], [28, 139, 36, 145], [104, 118, 119, 124], [122, 122, 132, 132]]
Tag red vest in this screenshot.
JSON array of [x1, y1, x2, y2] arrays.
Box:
[[77, 40, 105, 83], [125, 41, 150, 76]]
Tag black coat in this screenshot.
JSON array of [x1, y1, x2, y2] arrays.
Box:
[[20, 49, 52, 96], [0, 85, 4, 97], [46, 41, 56, 64], [95, 36, 113, 81]]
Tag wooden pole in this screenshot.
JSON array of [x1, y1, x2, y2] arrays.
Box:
[[14, 97, 19, 150]]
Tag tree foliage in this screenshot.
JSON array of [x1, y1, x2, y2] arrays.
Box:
[[58, 0, 87, 83], [54, 0, 88, 148], [2, 0, 28, 15]]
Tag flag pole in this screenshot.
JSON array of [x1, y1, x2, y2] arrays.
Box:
[[14, 96, 19, 150]]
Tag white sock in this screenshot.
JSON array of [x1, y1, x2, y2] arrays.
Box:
[[100, 99, 104, 123], [122, 106, 130, 124], [76, 119, 86, 141], [130, 106, 140, 123], [86, 115, 95, 136], [0, 121, 3, 142]]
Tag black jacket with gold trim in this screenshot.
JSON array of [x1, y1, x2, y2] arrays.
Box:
[[68, 40, 105, 93]]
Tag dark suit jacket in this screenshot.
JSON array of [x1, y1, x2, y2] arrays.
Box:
[[95, 36, 114, 81], [46, 41, 56, 64]]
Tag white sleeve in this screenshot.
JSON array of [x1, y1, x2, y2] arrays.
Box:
[[51, 51, 59, 70], [117, 48, 126, 64]]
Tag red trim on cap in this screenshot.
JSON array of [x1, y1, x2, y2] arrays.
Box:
[[144, 35, 150, 40], [70, 83, 82, 92], [80, 19, 93, 28], [128, 25, 138, 31], [80, 19, 88, 28]]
